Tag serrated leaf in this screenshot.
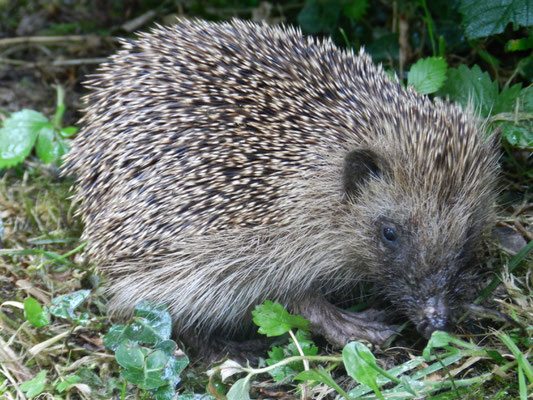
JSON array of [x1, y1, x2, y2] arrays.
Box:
[[493, 83, 523, 114], [0, 109, 48, 168], [266, 345, 299, 381], [23, 297, 50, 328], [252, 301, 309, 337], [20, 370, 46, 398], [343, 342, 382, 398], [459, 0, 533, 39], [519, 86, 533, 112], [227, 376, 251, 400], [438, 64, 498, 117], [408, 57, 448, 94]]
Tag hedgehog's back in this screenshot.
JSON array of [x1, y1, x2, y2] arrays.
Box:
[[64, 20, 392, 258]]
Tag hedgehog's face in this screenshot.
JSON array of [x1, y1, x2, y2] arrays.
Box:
[[370, 213, 482, 339], [343, 147, 492, 338]]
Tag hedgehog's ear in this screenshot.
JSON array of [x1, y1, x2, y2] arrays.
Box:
[[343, 149, 387, 198]]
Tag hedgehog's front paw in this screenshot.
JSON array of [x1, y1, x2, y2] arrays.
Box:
[[293, 294, 397, 347], [317, 307, 397, 347]]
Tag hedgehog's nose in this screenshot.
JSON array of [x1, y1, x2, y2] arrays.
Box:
[[417, 296, 450, 339]]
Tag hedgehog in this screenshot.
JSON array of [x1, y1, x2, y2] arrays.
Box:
[[63, 19, 499, 355]]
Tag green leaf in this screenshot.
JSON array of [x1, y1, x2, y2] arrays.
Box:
[[152, 384, 176, 400], [227, 376, 251, 400], [23, 297, 50, 328], [266, 346, 296, 381], [164, 355, 189, 385], [35, 124, 62, 164], [116, 340, 145, 371], [500, 122, 533, 148], [155, 339, 177, 356], [20, 370, 46, 398], [56, 374, 82, 392], [143, 350, 169, 390], [506, 35, 533, 51], [493, 83, 523, 114], [265, 331, 318, 382], [519, 86, 533, 112], [343, 342, 383, 399], [0, 109, 48, 168], [343, 0, 369, 20], [131, 300, 173, 343], [103, 325, 128, 351], [423, 331, 455, 361], [59, 126, 78, 137], [252, 301, 309, 337], [459, 0, 533, 39], [408, 57, 448, 94], [438, 64, 498, 117], [49, 289, 90, 324]]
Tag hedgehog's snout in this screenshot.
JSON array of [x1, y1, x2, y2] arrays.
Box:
[[416, 295, 450, 339]]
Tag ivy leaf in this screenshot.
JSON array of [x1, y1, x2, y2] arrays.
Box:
[[24, 297, 50, 328], [130, 300, 173, 343], [438, 64, 498, 117], [49, 289, 90, 325], [143, 350, 170, 390], [408, 57, 448, 94], [0, 110, 48, 168], [20, 370, 47, 398], [252, 301, 309, 337], [103, 325, 128, 351], [459, 0, 533, 39], [116, 340, 145, 371]]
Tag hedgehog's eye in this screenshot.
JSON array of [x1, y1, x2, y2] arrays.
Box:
[[382, 227, 398, 242]]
